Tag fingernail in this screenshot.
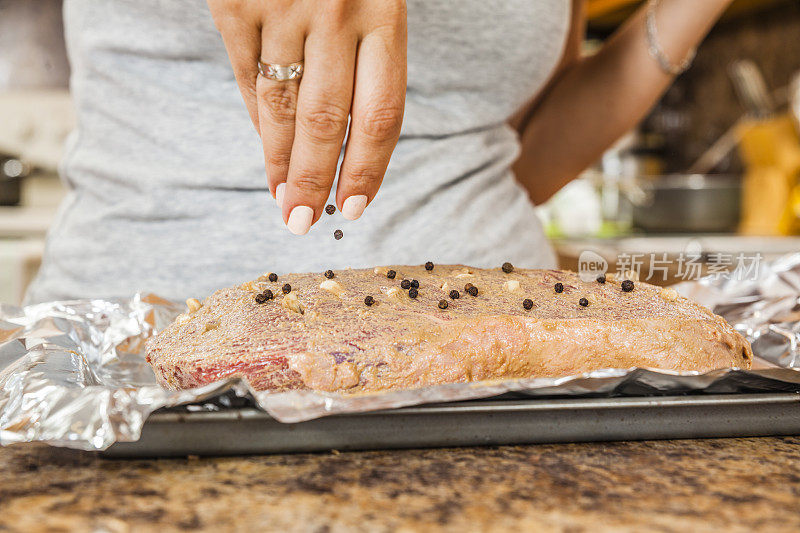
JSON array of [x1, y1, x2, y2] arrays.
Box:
[[275, 183, 286, 208], [341, 195, 368, 221], [286, 206, 313, 235]]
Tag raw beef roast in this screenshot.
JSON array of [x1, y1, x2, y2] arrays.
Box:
[[145, 265, 752, 392]]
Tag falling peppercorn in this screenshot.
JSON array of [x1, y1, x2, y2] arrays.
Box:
[[425, 261, 434, 271], [449, 290, 460, 300], [523, 298, 533, 310], [596, 275, 606, 284], [282, 283, 291, 294], [401, 279, 411, 290], [621, 280, 635, 292], [255, 294, 266, 304], [334, 229, 343, 240], [466, 285, 478, 297], [554, 282, 564, 294], [364, 295, 375, 306], [325, 204, 335, 215], [579, 297, 589, 307], [387, 269, 397, 279], [408, 288, 419, 299], [268, 273, 278, 282], [324, 270, 335, 279], [410, 279, 420, 289], [502, 262, 514, 273], [262, 289, 274, 300], [438, 299, 448, 309]]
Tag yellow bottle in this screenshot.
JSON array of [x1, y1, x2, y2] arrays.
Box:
[[738, 114, 800, 235]]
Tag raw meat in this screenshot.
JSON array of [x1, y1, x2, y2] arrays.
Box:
[[145, 265, 752, 392]]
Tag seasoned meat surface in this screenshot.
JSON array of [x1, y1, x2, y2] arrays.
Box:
[[145, 265, 752, 392]]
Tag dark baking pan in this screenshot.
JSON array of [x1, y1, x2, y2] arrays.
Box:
[[103, 393, 800, 457]]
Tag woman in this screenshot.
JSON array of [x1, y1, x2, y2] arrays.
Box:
[[26, 0, 732, 303]]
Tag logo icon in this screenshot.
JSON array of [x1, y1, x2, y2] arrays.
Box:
[[578, 250, 608, 282]]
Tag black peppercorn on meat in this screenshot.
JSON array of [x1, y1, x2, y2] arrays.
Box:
[[147, 266, 752, 393]]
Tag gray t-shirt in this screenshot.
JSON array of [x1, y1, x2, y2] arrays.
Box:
[[26, 0, 569, 304]]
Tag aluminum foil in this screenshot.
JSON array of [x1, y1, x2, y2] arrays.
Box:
[[2, 256, 800, 451]]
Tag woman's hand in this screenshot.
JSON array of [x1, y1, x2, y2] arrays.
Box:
[[208, 0, 407, 234]]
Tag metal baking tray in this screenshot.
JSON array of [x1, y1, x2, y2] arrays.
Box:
[[103, 392, 800, 457]]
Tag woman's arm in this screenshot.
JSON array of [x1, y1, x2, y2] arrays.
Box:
[[513, 0, 733, 205]]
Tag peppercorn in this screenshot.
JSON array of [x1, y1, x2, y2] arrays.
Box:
[[401, 279, 411, 289], [425, 261, 434, 271], [324, 270, 334, 279], [410, 279, 419, 289], [387, 269, 396, 279], [449, 289, 460, 300], [579, 297, 589, 307], [364, 295, 375, 306], [255, 294, 267, 304], [467, 285, 478, 297], [282, 283, 291, 294], [268, 273, 278, 283], [438, 299, 448, 309], [325, 204, 335, 215], [523, 298, 533, 310], [621, 280, 635, 292], [334, 229, 343, 240], [596, 275, 606, 284], [408, 288, 419, 299], [502, 262, 514, 273], [464, 283, 474, 292], [554, 282, 564, 293], [262, 289, 274, 300]]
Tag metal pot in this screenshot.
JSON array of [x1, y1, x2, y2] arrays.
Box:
[[627, 174, 742, 233]]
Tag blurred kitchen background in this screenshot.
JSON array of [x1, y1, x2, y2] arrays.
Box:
[[2, 0, 800, 303]]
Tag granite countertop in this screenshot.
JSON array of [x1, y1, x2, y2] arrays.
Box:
[[2, 437, 799, 532]]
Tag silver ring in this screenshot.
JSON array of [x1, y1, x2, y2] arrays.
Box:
[[257, 60, 304, 81]]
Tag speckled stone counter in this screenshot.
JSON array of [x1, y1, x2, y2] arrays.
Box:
[[1, 438, 799, 532]]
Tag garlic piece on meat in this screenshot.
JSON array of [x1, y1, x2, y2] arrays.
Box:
[[381, 286, 403, 300], [320, 279, 345, 298], [503, 280, 521, 293], [373, 266, 389, 276], [202, 320, 219, 333], [186, 298, 202, 313], [174, 313, 190, 326], [282, 292, 305, 314], [452, 267, 474, 279], [660, 287, 678, 302], [440, 282, 450, 292]]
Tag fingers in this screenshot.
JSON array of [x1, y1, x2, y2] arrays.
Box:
[[336, 13, 407, 221], [212, 0, 407, 234], [280, 27, 358, 234], [208, 2, 262, 131], [257, 22, 306, 198]]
